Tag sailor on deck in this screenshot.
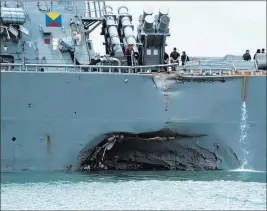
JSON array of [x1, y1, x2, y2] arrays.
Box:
[[243, 50, 251, 61], [164, 52, 169, 71], [170, 47, 180, 71], [126, 44, 134, 66], [181, 51, 190, 66], [253, 49, 261, 60]]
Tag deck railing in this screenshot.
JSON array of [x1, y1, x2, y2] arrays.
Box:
[[0, 62, 265, 76], [0, 63, 178, 73]]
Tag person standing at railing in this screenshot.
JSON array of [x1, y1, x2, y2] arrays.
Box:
[[181, 51, 190, 66], [126, 44, 134, 66], [253, 49, 261, 60], [164, 52, 169, 71], [243, 50, 251, 61], [170, 47, 180, 71], [261, 48, 265, 54]]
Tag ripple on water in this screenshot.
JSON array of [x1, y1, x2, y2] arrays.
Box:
[[1, 180, 266, 210]]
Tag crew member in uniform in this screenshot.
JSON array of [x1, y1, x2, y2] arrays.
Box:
[[253, 49, 260, 60], [126, 44, 134, 66], [164, 52, 169, 71], [243, 50, 251, 61], [181, 51, 190, 66], [170, 47, 180, 71]]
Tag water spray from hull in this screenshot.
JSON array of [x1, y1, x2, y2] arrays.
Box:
[[238, 75, 250, 170], [239, 101, 250, 170]]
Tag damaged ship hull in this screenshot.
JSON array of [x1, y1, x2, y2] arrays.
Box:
[[1, 72, 266, 172]]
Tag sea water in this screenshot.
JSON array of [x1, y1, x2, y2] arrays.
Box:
[[1, 170, 266, 210]]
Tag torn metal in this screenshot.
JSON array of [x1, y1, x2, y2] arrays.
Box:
[[79, 130, 240, 172]]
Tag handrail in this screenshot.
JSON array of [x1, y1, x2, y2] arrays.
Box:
[[0, 62, 248, 70], [0, 62, 265, 76], [0, 63, 179, 73], [0, 63, 178, 68]]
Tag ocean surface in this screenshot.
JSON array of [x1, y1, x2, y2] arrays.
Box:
[[1, 169, 266, 210]]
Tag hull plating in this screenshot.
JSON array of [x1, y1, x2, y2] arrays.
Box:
[[1, 72, 266, 171]]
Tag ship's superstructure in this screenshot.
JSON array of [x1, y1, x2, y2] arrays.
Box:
[[0, 1, 266, 172]]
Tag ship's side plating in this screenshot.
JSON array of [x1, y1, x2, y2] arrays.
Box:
[[1, 73, 266, 171], [163, 75, 266, 171], [1, 72, 165, 171], [0, 1, 266, 172]]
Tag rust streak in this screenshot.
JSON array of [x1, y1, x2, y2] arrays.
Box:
[[47, 134, 51, 152]]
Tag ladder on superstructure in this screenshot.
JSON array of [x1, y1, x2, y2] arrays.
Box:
[[82, 0, 107, 34]]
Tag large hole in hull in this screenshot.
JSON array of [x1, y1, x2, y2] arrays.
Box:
[[79, 130, 241, 172]]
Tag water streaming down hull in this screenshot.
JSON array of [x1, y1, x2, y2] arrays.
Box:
[[238, 102, 250, 170], [0, 1, 266, 172]]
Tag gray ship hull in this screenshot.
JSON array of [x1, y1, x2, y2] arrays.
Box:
[[1, 72, 266, 172]]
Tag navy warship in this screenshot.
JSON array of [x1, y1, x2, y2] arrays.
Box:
[[1, 1, 266, 172]]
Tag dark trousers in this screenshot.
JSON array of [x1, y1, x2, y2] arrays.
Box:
[[171, 60, 179, 71], [127, 55, 132, 66], [127, 59, 132, 66], [164, 62, 168, 71]]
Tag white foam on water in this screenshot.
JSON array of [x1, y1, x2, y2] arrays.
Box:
[[1, 180, 266, 210], [238, 101, 250, 170], [230, 169, 265, 173]]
